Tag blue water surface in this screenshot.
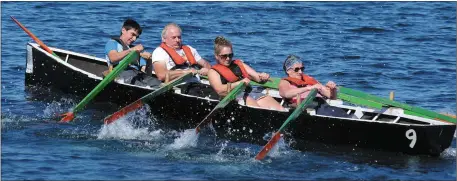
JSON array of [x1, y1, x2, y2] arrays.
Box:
[[1, 2, 456, 180]]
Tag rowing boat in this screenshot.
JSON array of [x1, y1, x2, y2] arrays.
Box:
[[25, 42, 456, 156]]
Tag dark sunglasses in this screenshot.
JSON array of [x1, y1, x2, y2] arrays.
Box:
[[292, 67, 305, 72], [219, 53, 234, 59]]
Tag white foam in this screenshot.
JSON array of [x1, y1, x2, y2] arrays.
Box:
[[97, 113, 162, 141], [167, 129, 199, 150], [213, 140, 229, 162], [42, 98, 75, 117], [441, 147, 456, 158]]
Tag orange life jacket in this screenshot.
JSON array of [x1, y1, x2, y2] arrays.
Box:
[[282, 74, 319, 87], [160, 42, 197, 66], [212, 60, 249, 83], [283, 74, 319, 104]]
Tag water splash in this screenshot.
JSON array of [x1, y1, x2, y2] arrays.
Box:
[[441, 147, 456, 158], [260, 132, 290, 159], [42, 98, 76, 118], [167, 129, 199, 150], [97, 106, 161, 141], [97, 116, 161, 140], [213, 140, 229, 162]]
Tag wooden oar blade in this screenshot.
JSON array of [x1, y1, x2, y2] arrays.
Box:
[[255, 89, 317, 160], [59, 112, 75, 123], [104, 100, 144, 124], [103, 72, 193, 124], [194, 83, 247, 134], [255, 131, 281, 160]]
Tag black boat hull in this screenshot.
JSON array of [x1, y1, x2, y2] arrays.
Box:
[[25, 43, 456, 156]]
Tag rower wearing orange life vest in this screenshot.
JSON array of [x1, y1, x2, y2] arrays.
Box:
[[278, 55, 351, 118], [278, 54, 337, 105], [207, 36, 285, 111], [151, 23, 211, 82]]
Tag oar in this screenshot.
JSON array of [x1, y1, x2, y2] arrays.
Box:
[[194, 82, 247, 134], [103, 72, 193, 124], [255, 88, 317, 160], [60, 51, 139, 122], [10, 16, 60, 59], [338, 86, 456, 124]]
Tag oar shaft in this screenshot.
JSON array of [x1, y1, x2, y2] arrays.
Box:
[[72, 51, 138, 113], [195, 83, 247, 133], [103, 72, 193, 124], [10, 16, 59, 58], [339, 86, 456, 123], [278, 89, 317, 131], [255, 89, 317, 160]]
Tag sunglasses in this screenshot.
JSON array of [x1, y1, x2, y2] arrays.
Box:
[[219, 53, 234, 59], [290, 67, 305, 72]]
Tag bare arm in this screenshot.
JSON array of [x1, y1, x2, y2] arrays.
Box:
[[279, 80, 314, 99], [318, 86, 333, 99], [194, 58, 211, 76], [242, 63, 270, 83], [208, 69, 248, 97], [107, 44, 144, 64], [153, 61, 196, 82], [324, 81, 338, 99], [140, 52, 152, 60], [197, 58, 211, 69], [107, 49, 133, 64]]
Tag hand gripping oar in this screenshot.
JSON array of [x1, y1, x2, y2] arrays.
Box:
[[255, 88, 317, 160], [103, 72, 193, 124], [194, 82, 247, 134], [60, 51, 139, 122], [10, 16, 61, 59]]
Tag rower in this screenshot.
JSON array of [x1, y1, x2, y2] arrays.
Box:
[[278, 55, 351, 118], [104, 19, 161, 87], [150, 23, 216, 98], [207, 36, 285, 111]]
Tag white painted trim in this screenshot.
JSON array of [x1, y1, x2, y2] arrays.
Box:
[[26, 44, 33, 73]]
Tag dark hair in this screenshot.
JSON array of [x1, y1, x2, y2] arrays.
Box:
[[121, 19, 142, 36], [214, 36, 232, 55]]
